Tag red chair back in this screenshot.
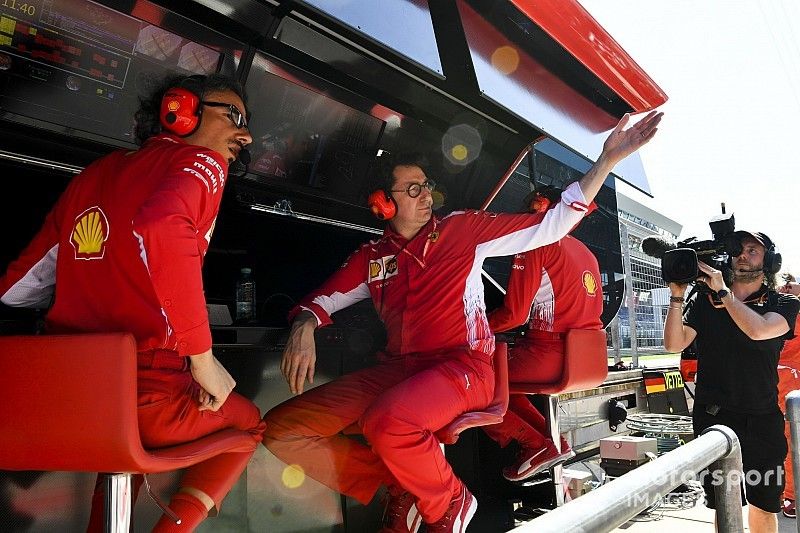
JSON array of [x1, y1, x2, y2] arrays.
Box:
[[0, 333, 256, 474], [509, 329, 607, 395]]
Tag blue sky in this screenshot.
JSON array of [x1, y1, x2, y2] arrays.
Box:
[[579, 0, 800, 278]]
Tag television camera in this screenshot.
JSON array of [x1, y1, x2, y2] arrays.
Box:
[[641, 211, 740, 285]]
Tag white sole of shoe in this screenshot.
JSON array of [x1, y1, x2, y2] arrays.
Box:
[[456, 495, 477, 533], [505, 449, 576, 482]]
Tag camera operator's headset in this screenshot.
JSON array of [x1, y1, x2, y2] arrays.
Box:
[[159, 76, 206, 137]]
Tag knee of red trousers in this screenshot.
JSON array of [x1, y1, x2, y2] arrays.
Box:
[[360, 406, 422, 455]]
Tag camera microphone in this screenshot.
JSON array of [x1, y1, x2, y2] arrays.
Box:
[[641, 235, 678, 259]]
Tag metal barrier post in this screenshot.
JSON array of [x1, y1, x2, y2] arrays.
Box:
[[786, 390, 800, 533], [512, 424, 742, 533], [702, 426, 743, 531]]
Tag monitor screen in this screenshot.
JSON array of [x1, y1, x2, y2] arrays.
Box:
[[244, 59, 384, 208], [0, 0, 234, 146]]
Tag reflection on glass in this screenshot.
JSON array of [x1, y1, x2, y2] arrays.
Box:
[[302, 0, 442, 75], [245, 57, 384, 207]]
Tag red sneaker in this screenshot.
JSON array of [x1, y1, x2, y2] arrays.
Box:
[[502, 438, 575, 482], [379, 486, 422, 533], [425, 483, 477, 533]]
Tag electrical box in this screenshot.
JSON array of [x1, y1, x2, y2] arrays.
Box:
[[600, 435, 658, 461]]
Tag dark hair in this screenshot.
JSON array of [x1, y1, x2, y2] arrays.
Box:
[[373, 152, 431, 193], [134, 73, 246, 145]]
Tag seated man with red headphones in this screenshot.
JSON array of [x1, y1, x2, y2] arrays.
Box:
[[0, 73, 264, 532], [665, 231, 800, 533], [263, 111, 662, 533]]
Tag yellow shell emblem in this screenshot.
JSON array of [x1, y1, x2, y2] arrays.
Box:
[[167, 99, 180, 112], [369, 261, 382, 279], [582, 270, 598, 296], [71, 207, 109, 260]]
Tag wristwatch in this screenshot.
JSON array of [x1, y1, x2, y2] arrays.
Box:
[[716, 288, 730, 300]]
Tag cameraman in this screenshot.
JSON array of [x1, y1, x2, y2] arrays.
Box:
[[664, 231, 799, 533]]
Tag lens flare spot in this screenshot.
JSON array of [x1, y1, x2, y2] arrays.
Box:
[[491, 46, 519, 75], [442, 124, 482, 166], [282, 464, 306, 489], [451, 144, 468, 161], [431, 190, 445, 210]]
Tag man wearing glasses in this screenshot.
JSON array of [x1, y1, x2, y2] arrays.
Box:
[[264, 111, 662, 533], [0, 73, 264, 532]]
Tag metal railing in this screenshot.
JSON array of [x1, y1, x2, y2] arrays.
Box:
[[511, 424, 743, 532], [786, 390, 800, 533]]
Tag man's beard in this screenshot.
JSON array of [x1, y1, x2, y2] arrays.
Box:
[[733, 263, 763, 283]]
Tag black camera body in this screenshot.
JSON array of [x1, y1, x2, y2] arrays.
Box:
[[661, 213, 738, 284]]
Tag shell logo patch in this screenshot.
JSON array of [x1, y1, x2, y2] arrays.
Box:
[[369, 261, 382, 279], [71, 206, 109, 260], [167, 99, 180, 112], [582, 270, 598, 296]]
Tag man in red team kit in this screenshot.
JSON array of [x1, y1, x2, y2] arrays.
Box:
[[483, 191, 604, 481], [778, 276, 800, 518], [263, 111, 661, 533], [0, 74, 265, 532]]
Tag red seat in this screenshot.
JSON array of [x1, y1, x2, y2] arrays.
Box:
[[0, 333, 257, 530], [507, 329, 607, 504], [435, 342, 509, 445], [509, 329, 608, 395]]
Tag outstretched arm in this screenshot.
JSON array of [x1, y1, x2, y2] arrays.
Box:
[[579, 111, 663, 203]]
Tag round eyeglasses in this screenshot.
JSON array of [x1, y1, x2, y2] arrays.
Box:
[[390, 179, 436, 198], [201, 101, 248, 129]]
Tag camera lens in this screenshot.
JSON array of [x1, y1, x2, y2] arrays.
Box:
[[661, 249, 698, 284]]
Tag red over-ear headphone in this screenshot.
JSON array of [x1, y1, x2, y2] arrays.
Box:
[[160, 87, 202, 136], [529, 192, 551, 213], [367, 189, 397, 220]]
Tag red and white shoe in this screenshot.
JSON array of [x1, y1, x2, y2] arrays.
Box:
[[425, 483, 477, 533], [784, 498, 796, 519], [379, 485, 422, 533], [503, 438, 575, 482]]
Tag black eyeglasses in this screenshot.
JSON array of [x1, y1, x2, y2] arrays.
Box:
[[201, 101, 248, 129], [390, 179, 436, 198]]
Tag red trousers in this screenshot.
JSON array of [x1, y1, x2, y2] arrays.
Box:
[[778, 364, 800, 501], [262, 348, 494, 523], [483, 338, 564, 449], [87, 362, 265, 532]]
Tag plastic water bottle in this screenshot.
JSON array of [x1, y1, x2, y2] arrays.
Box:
[[235, 267, 256, 323]]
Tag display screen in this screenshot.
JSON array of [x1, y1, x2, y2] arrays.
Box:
[[245, 62, 384, 207], [0, 0, 228, 145]]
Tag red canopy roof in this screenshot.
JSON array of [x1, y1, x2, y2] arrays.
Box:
[[510, 0, 667, 111]]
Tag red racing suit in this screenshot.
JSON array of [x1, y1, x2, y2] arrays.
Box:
[[0, 135, 264, 525], [264, 182, 590, 522], [779, 315, 800, 501], [484, 234, 604, 450]]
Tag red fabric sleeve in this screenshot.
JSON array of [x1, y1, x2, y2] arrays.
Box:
[[288, 245, 372, 327], [132, 149, 226, 356], [0, 169, 82, 307]]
